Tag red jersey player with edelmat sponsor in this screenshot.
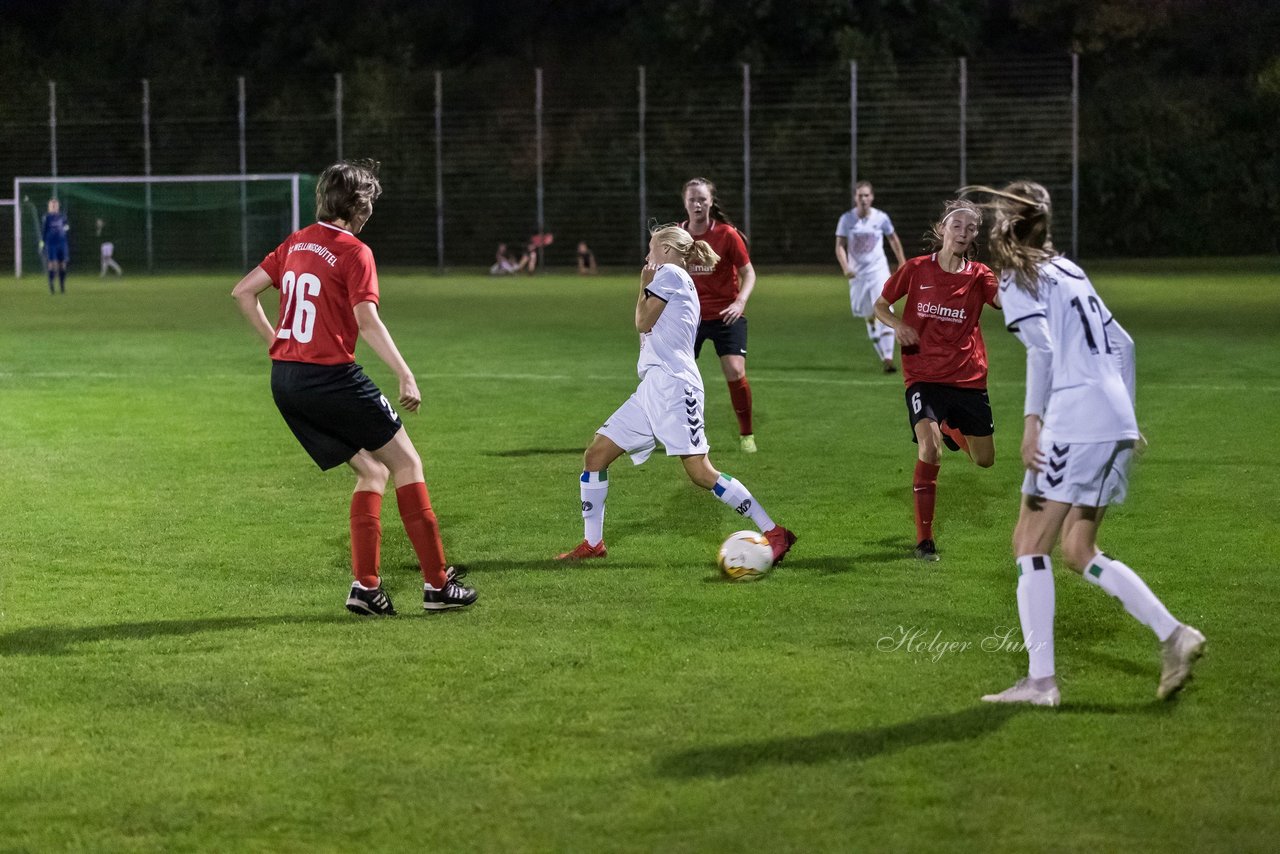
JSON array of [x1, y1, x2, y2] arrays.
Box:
[[680, 178, 760, 453], [874, 199, 1000, 562], [232, 160, 476, 616]]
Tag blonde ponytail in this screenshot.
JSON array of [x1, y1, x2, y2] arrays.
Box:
[[687, 239, 721, 269], [960, 181, 1055, 296]]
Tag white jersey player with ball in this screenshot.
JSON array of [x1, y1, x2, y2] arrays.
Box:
[[556, 225, 796, 566], [970, 181, 1205, 708], [835, 181, 906, 372]]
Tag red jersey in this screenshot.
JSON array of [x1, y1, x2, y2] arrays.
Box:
[[260, 221, 380, 365], [881, 254, 999, 388], [681, 219, 751, 321]]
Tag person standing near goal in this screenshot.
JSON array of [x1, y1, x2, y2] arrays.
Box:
[[873, 200, 1000, 562], [680, 178, 760, 453], [41, 198, 70, 294], [968, 180, 1205, 706], [232, 160, 476, 616], [555, 224, 796, 565], [835, 181, 906, 372]]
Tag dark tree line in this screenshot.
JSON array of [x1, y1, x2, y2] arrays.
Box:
[[2, 0, 1276, 255]]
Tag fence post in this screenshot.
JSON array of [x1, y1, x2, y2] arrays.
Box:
[[334, 73, 344, 161], [638, 65, 647, 254], [142, 78, 154, 271], [238, 76, 248, 270], [1071, 52, 1080, 259], [849, 60, 858, 207], [958, 57, 967, 189], [48, 81, 58, 182], [742, 63, 751, 237], [535, 67, 544, 267], [435, 70, 444, 271]]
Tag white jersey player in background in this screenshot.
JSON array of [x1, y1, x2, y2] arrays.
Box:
[[556, 225, 796, 565], [968, 181, 1205, 707], [835, 181, 906, 372]]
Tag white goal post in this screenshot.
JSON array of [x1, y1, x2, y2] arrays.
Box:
[[13, 173, 303, 277]]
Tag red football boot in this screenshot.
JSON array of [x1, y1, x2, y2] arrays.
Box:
[[764, 526, 797, 565], [556, 539, 608, 561]]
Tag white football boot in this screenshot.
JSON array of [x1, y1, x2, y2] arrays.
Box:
[[981, 676, 1061, 707], [1157, 624, 1206, 700]]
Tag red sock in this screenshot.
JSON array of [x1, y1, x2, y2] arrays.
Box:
[[727, 377, 753, 435], [913, 460, 940, 543], [350, 491, 383, 588], [396, 482, 449, 588]]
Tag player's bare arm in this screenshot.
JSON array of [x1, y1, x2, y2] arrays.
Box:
[[835, 236, 851, 277], [874, 294, 917, 346], [231, 265, 277, 346], [720, 262, 755, 324], [636, 263, 666, 333], [888, 232, 906, 269], [1021, 414, 1045, 472], [353, 301, 421, 412]]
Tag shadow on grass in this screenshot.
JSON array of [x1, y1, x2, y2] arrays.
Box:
[[394, 558, 626, 575], [656, 705, 1023, 778], [0, 614, 351, 657], [656, 698, 1180, 778], [484, 447, 583, 458], [1075, 646, 1152, 678], [1054, 701, 1178, 716]]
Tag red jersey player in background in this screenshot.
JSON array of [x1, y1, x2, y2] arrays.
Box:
[[874, 200, 1001, 562], [232, 160, 476, 615], [681, 178, 760, 453]]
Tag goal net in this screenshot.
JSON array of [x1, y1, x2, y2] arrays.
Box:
[[12, 174, 305, 277]]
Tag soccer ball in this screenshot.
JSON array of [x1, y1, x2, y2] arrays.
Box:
[[717, 530, 773, 581]]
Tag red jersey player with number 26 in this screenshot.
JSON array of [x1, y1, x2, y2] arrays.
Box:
[[874, 200, 1000, 562], [232, 160, 476, 616]]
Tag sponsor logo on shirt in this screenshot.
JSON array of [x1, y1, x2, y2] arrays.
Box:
[[917, 301, 967, 323], [287, 242, 338, 266], [688, 263, 716, 274]]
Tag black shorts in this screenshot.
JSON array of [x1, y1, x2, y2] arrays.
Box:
[[905, 382, 994, 441], [694, 316, 748, 359], [271, 360, 403, 470]]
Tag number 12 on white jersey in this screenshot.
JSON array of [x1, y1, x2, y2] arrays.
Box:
[[277, 271, 322, 343]]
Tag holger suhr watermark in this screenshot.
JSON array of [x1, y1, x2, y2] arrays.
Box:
[[876, 625, 1049, 663]]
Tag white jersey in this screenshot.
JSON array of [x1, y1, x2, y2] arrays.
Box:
[[637, 264, 703, 389], [835, 207, 895, 276], [1001, 257, 1139, 443]]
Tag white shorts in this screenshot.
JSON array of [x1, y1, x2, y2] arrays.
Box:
[[849, 264, 891, 319], [598, 370, 708, 465], [1022, 435, 1137, 507]]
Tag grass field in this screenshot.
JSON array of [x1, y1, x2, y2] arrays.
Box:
[[1, 261, 1277, 852]]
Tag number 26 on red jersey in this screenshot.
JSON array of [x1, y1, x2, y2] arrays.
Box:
[[277, 271, 321, 344]]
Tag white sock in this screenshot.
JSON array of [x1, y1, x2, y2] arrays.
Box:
[[712, 473, 775, 532], [580, 471, 608, 546], [1016, 554, 1056, 679], [875, 320, 896, 361], [865, 321, 880, 358], [1083, 552, 1180, 642]]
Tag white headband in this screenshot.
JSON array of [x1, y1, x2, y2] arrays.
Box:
[[941, 207, 979, 224]]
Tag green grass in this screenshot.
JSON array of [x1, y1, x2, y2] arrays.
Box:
[[0, 262, 1276, 852]]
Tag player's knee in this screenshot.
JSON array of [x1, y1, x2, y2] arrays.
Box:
[[917, 440, 942, 466], [1060, 539, 1095, 573], [583, 447, 609, 472], [363, 464, 391, 493], [689, 469, 718, 490], [974, 448, 996, 468], [682, 458, 718, 489], [351, 457, 390, 492]]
